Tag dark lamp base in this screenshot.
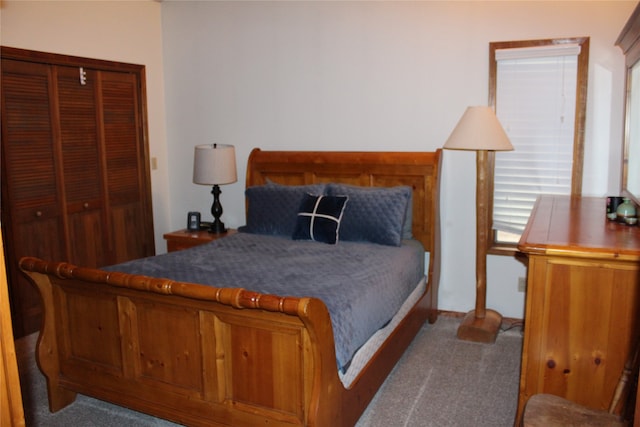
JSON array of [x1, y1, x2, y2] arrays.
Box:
[[208, 219, 227, 234], [456, 309, 502, 344], [208, 184, 227, 234]]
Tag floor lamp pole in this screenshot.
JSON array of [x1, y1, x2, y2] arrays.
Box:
[[456, 149, 502, 343]]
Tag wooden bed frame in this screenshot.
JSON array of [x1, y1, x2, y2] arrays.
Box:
[[19, 148, 442, 427]]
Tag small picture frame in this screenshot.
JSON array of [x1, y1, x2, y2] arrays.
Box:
[[187, 211, 201, 231]]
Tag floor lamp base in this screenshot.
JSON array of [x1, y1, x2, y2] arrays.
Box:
[[456, 309, 502, 344]]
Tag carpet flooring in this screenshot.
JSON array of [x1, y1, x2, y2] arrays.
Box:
[[15, 315, 523, 426]]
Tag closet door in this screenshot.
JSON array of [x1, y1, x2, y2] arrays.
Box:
[[100, 71, 154, 263], [56, 65, 111, 267], [1, 59, 67, 336], [1, 47, 155, 338]]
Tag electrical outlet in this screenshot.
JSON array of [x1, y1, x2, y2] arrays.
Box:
[[518, 277, 527, 292]]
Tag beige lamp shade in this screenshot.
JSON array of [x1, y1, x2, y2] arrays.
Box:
[[193, 143, 238, 185], [443, 106, 513, 151]]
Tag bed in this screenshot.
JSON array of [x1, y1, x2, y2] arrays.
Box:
[[19, 148, 442, 427]]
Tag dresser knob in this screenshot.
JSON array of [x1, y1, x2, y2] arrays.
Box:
[[83, 202, 89, 209], [35, 211, 42, 217]]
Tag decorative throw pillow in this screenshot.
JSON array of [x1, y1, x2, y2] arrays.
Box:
[[292, 194, 348, 244], [244, 183, 326, 236], [326, 183, 411, 246]]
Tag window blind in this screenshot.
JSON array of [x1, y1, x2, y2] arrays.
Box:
[[493, 49, 579, 238]]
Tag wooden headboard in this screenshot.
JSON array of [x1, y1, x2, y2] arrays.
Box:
[[245, 148, 442, 256]]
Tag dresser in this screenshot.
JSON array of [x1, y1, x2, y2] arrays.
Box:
[[516, 195, 640, 422]]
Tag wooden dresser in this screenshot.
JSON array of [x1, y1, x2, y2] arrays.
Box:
[[516, 195, 640, 422]]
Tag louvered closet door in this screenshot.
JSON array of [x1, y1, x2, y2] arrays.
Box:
[[1, 59, 66, 335], [56, 65, 111, 267], [1, 47, 155, 337], [100, 71, 154, 263]]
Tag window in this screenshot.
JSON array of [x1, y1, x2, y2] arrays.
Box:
[[488, 38, 589, 251]]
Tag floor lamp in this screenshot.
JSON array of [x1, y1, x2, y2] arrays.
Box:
[[443, 106, 513, 344], [193, 143, 238, 234]]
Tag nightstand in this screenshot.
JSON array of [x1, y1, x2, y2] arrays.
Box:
[[163, 228, 237, 252]]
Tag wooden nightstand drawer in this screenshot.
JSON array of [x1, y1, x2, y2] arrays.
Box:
[[163, 228, 237, 252]]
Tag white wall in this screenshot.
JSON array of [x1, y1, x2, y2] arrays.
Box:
[[161, 1, 635, 319], [0, 0, 170, 254], [1, 1, 635, 319]]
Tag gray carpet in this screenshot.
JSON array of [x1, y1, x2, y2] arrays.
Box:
[[15, 315, 522, 426]]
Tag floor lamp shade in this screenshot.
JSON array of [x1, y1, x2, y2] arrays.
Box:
[[443, 106, 513, 152], [443, 106, 512, 344], [193, 143, 237, 233]]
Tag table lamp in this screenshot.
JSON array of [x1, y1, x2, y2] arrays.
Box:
[[193, 143, 238, 233]]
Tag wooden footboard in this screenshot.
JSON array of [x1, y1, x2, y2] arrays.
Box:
[[20, 257, 343, 426], [20, 256, 433, 426]]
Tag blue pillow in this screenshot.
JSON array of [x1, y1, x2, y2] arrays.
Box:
[[244, 183, 326, 236], [292, 194, 348, 244], [402, 194, 413, 240], [326, 183, 411, 246]]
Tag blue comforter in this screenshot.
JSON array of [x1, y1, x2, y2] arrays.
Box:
[[106, 232, 425, 371]]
